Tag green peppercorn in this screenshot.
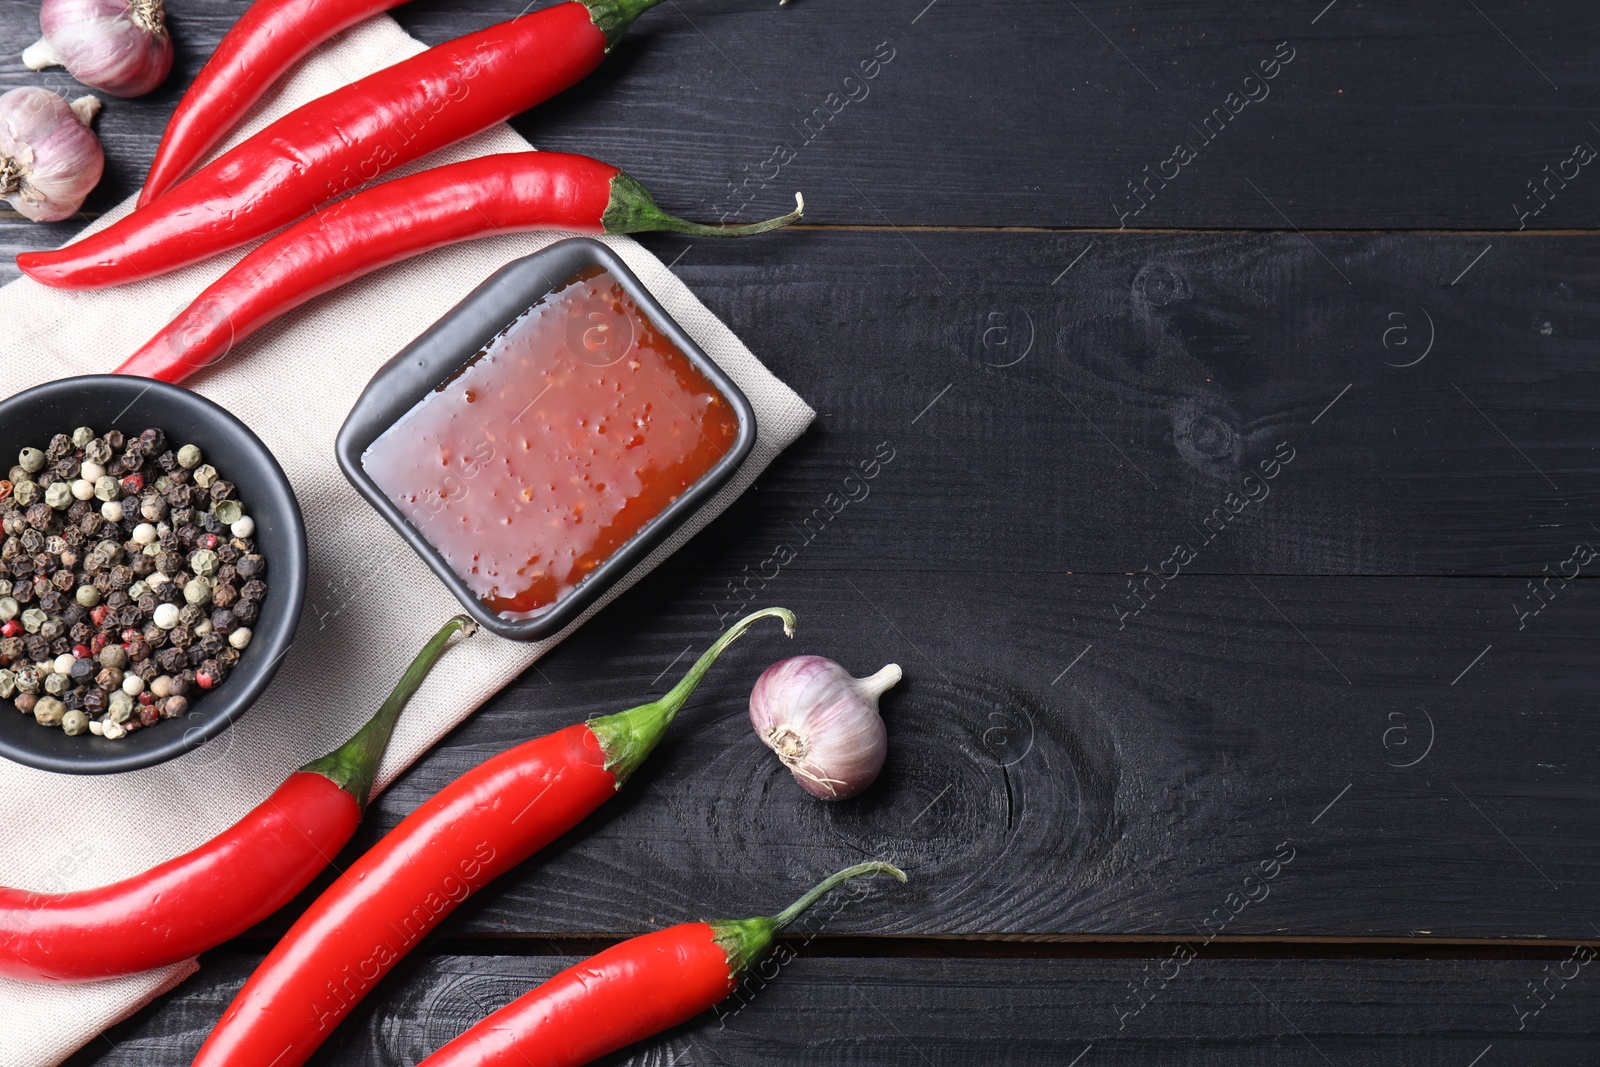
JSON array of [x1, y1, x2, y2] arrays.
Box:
[[20, 608, 46, 633], [70, 427, 94, 449], [214, 500, 242, 525], [61, 708, 88, 736], [11, 481, 37, 507], [74, 584, 100, 608], [189, 549, 220, 578], [33, 696, 65, 726], [43, 482, 72, 510], [107, 690, 133, 723], [176, 444, 202, 470], [0, 670, 13, 698], [93, 476, 120, 502], [184, 577, 213, 606], [17, 449, 45, 475], [192, 465, 217, 489], [0, 597, 16, 620], [43, 672, 69, 696]]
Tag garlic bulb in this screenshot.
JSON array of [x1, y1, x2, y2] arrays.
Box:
[[24, 0, 174, 99], [749, 655, 900, 800], [0, 89, 104, 222]]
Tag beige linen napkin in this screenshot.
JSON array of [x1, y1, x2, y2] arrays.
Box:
[[0, 16, 813, 1067]]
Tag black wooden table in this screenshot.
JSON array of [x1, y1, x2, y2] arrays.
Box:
[[3, 0, 1597, 1062]]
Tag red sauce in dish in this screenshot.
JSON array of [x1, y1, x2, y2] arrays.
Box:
[[363, 265, 739, 618]]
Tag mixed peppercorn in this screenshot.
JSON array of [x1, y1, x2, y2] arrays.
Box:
[[0, 427, 268, 740]]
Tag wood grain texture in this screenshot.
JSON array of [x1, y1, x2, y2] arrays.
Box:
[[64, 954, 1600, 1066], [301, 570, 1594, 942], [1, 0, 1599, 231]]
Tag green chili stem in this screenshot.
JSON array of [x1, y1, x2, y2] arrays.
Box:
[[604, 173, 804, 237], [587, 607, 796, 787], [299, 615, 476, 807], [581, 0, 666, 48], [711, 862, 908, 978]]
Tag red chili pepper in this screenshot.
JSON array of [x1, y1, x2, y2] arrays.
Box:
[[0, 616, 472, 983], [191, 608, 794, 1067], [17, 0, 662, 290], [114, 153, 802, 384], [418, 863, 905, 1067], [139, 0, 413, 206]]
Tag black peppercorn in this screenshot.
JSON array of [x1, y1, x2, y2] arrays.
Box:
[[140, 428, 166, 453], [92, 572, 113, 595], [18, 529, 42, 555], [217, 647, 241, 669], [232, 599, 258, 624], [49, 637, 70, 657], [69, 622, 92, 644], [212, 583, 238, 609], [133, 659, 158, 682], [66, 499, 90, 524], [25, 635, 50, 661], [157, 450, 178, 473], [83, 688, 107, 715], [79, 513, 103, 537], [38, 591, 65, 615], [239, 579, 266, 602], [52, 456, 80, 481], [209, 609, 236, 635], [69, 657, 94, 683], [131, 553, 156, 577], [104, 590, 129, 610], [155, 646, 184, 674], [103, 430, 124, 451], [11, 580, 33, 604], [50, 569, 74, 593], [25, 503, 53, 531], [108, 565, 133, 589], [0, 637, 22, 662], [169, 625, 193, 648], [46, 434, 72, 461]]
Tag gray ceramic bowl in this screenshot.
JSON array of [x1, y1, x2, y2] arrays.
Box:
[[0, 376, 307, 775], [337, 238, 756, 641]]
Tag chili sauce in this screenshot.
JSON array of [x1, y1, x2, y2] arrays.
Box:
[[362, 264, 739, 618]]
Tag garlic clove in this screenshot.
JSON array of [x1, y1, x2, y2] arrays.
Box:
[[0, 88, 104, 223], [749, 655, 899, 801]]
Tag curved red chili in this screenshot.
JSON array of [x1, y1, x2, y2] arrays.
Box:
[[191, 607, 795, 1067], [17, 0, 663, 290], [114, 152, 802, 385], [418, 862, 906, 1067], [140, 0, 414, 206], [0, 615, 472, 984]]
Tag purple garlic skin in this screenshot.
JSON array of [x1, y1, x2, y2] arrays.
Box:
[[749, 654, 900, 800], [0, 88, 104, 222]]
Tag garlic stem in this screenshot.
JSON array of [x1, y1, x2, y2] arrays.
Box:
[[70, 96, 102, 125], [21, 38, 64, 71], [857, 663, 902, 700]]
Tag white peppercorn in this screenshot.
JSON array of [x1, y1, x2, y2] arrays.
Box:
[[228, 626, 252, 650], [150, 675, 173, 699], [81, 461, 105, 481], [231, 516, 255, 538], [133, 523, 158, 545], [121, 674, 144, 697], [153, 603, 180, 629], [88, 718, 103, 736], [101, 720, 126, 740], [101, 499, 124, 522], [52, 653, 74, 675], [70, 479, 95, 501]]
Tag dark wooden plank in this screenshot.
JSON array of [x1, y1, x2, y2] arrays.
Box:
[[3, 0, 1600, 232], [310, 570, 1594, 942], [65, 954, 1600, 1065], [3, 229, 1598, 576]]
